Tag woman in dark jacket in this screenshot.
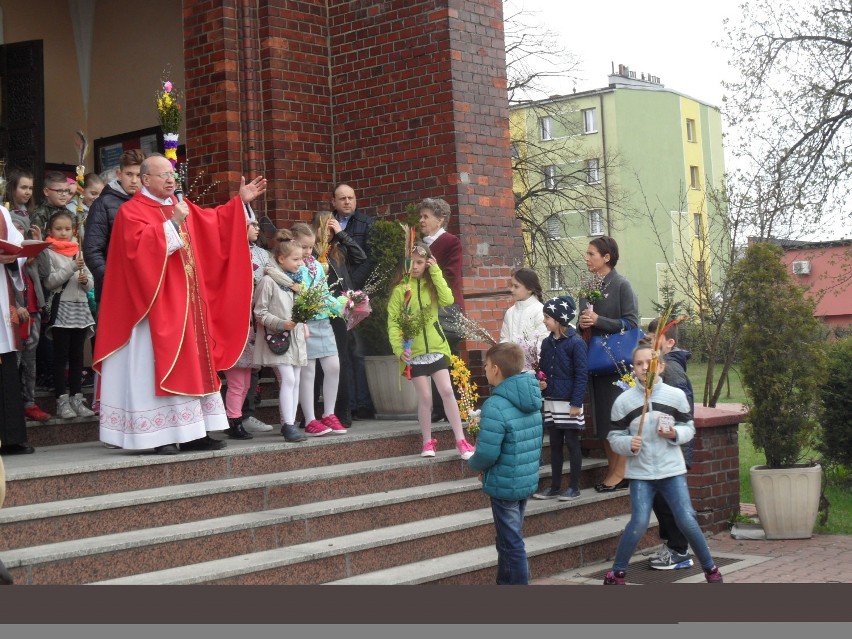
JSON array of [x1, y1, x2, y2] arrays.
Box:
[[311, 211, 367, 428], [577, 236, 639, 493]]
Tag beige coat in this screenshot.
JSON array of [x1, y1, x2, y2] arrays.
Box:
[[252, 274, 307, 367]]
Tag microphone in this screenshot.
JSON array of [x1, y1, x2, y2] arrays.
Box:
[[175, 188, 184, 203]]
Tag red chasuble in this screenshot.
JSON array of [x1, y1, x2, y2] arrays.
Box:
[[93, 192, 252, 396]]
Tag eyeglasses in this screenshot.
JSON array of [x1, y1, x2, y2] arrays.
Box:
[[411, 246, 428, 256], [145, 171, 176, 180], [48, 188, 72, 195]]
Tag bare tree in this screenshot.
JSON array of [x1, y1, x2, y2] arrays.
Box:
[[504, 1, 628, 274], [722, 0, 852, 241]]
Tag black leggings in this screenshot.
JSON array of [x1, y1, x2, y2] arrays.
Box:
[[548, 426, 582, 492], [52, 327, 87, 397]]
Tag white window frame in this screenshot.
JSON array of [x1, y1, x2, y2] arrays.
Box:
[[540, 116, 554, 141], [686, 118, 696, 143], [586, 158, 600, 184], [589, 209, 604, 236], [689, 165, 700, 190], [582, 108, 597, 134], [546, 215, 562, 240], [694, 213, 703, 239], [544, 164, 558, 190], [548, 265, 563, 291]]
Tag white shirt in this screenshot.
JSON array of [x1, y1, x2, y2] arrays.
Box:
[[0, 206, 25, 353], [500, 295, 547, 370], [422, 227, 445, 246]]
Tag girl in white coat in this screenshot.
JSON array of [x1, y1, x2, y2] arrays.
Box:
[[253, 234, 308, 443], [499, 267, 546, 371]]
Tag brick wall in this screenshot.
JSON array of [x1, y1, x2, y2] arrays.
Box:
[[184, 0, 520, 338]]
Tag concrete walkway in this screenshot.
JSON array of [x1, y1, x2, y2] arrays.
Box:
[[532, 504, 852, 585]]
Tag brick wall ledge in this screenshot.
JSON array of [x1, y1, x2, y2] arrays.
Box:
[[695, 403, 749, 428]]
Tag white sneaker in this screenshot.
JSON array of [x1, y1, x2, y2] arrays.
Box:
[[242, 416, 273, 432], [70, 393, 96, 417], [56, 394, 77, 419]]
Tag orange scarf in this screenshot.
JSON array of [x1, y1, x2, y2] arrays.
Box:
[[46, 236, 79, 257]]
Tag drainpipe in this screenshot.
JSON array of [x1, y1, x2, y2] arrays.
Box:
[[599, 92, 611, 233]]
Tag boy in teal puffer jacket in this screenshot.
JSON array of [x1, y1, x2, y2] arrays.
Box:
[[468, 342, 543, 585]]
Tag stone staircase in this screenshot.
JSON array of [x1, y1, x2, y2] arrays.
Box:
[[1, 381, 657, 585]]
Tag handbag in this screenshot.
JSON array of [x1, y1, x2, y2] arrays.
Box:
[[43, 282, 68, 327], [587, 320, 644, 376], [264, 329, 291, 355]]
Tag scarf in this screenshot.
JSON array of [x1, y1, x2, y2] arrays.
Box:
[[46, 236, 80, 257], [265, 263, 301, 290]]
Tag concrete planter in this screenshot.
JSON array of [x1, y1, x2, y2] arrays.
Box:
[[364, 355, 418, 419], [750, 463, 822, 539]]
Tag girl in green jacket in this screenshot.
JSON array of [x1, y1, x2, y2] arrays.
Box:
[[387, 242, 474, 460]]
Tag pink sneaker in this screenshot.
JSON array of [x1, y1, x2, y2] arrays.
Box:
[[421, 438, 438, 457], [456, 439, 475, 460], [304, 419, 332, 436], [321, 414, 347, 435]]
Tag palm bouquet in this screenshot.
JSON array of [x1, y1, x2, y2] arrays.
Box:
[[292, 276, 335, 324], [395, 306, 430, 380]]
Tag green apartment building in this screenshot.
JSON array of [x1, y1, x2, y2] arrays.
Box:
[[510, 67, 726, 323]]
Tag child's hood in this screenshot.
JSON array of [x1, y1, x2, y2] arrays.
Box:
[[492, 372, 542, 413]]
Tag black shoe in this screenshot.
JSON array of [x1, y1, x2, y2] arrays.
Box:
[[226, 418, 253, 440], [0, 558, 14, 585], [597, 479, 630, 493], [154, 444, 180, 455], [430, 411, 447, 423], [354, 407, 375, 420], [281, 423, 307, 442], [180, 436, 227, 451], [0, 443, 35, 456]]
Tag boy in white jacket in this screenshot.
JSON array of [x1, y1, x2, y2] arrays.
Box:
[[602, 344, 723, 585]]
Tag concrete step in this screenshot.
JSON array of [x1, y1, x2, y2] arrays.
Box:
[[3, 446, 606, 551], [90, 491, 637, 585], [5, 423, 604, 509], [327, 515, 659, 585]]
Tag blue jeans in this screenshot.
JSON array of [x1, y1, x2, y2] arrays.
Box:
[[612, 474, 715, 572], [490, 497, 529, 585]]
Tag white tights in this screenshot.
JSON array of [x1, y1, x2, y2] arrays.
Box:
[[275, 364, 301, 426], [299, 356, 340, 423], [411, 368, 466, 444]]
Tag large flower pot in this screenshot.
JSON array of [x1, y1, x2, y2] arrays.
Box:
[[750, 464, 822, 540], [364, 355, 419, 419]]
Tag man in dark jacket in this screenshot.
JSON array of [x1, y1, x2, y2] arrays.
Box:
[[644, 318, 696, 571], [332, 183, 375, 419], [83, 149, 144, 303]]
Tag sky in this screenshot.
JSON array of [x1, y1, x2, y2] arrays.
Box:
[[506, 0, 743, 107], [505, 0, 851, 241]]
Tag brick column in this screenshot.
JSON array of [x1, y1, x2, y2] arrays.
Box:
[[183, 0, 520, 327], [690, 404, 746, 534]]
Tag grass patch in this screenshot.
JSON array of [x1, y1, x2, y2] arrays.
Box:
[[688, 361, 851, 535]]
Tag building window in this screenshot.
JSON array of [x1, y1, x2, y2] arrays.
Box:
[[689, 165, 700, 190], [694, 213, 703, 239], [686, 118, 696, 142], [582, 108, 597, 134], [544, 165, 558, 190], [540, 116, 553, 141], [589, 209, 604, 236], [546, 215, 562, 240], [586, 158, 600, 184], [511, 143, 519, 159], [548, 265, 563, 291], [697, 260, 707, 290]]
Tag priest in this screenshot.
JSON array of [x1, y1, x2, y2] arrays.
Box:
[[94, 154, 265, 454]]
